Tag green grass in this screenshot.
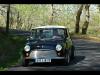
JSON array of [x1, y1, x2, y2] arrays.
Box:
[[0, 33, 26, 71]]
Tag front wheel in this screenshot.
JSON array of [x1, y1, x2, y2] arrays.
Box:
[[64, 52, 70, 65], [22, 59, 29, 67], [70, 45, 75, 60]]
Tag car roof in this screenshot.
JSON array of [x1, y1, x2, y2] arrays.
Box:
[[32, 25, 67, 29]]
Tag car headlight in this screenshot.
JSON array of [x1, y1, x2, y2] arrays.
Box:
[[24, 45, 30, 52], [56, 44, 62, 51]]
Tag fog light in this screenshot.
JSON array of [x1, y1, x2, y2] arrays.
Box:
[[57, 53, 60, 56], [26, 53, 29, 57]]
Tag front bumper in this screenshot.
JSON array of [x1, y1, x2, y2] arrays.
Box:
[[24, 50, 65, 63], [25, 57, 65, 63]]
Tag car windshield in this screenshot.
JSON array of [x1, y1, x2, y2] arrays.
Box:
[[31, 28, 66, 40]]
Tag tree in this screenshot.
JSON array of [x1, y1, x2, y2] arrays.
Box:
[[98, 4, 100, 12], [6, 4, 10, 34], [75, 5, 83, 34], [16, 11, 23, 30], [82, 4, 90, 34], [49, 4, 54, 24], [50, 4, 55, 24]]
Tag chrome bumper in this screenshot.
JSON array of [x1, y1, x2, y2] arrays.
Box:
[[25, 50, 65, 59]]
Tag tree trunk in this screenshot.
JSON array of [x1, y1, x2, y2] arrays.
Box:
[[49, 4, 54, 24], [16, 11, 23, 30], [75, 5, 83, 34], [6, 4, 10, 34], [9, 11, 12, 28], [82, 4, 90, 34], [16, 11, 20, 29]]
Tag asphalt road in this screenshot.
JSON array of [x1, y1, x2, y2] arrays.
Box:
[[8, 38, 100, 71]]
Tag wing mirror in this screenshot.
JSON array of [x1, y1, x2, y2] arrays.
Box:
[[27, 36, 33, 41]]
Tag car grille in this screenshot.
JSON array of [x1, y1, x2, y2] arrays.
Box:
[[29, 49, 58, 58]]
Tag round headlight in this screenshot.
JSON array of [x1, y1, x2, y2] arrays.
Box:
[[24, 45, 30, 52], [56, 44, 62, 51]]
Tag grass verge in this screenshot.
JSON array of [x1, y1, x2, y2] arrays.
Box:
[[0, 33, 26, 71]]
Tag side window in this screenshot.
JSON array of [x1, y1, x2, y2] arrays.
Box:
[[31, 29, 36, 39], [57, 29, 65, 38], [58, 29, 64, 36], [32, 29, 39, 39]]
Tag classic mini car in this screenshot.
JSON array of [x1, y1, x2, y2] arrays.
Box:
[[22, 25, 75, 66]]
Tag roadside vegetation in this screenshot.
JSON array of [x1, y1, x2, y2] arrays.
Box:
[[0, 33, 25, 70]]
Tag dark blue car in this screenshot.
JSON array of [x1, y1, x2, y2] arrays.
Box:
[[22, 25, 75, 66]]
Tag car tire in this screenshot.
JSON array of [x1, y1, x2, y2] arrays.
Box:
[[64, 51, 70, 65], [70, 45, 75, 60], [23, 59, 29, 67]]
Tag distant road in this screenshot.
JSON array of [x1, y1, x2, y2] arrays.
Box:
[[8, 38, 100, 71]]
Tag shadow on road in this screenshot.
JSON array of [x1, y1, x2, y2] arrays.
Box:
[[69, 56, 85, 65], [25, 55, 85, 67]]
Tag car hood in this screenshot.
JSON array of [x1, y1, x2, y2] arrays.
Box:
[[27, 39, 65, 50]]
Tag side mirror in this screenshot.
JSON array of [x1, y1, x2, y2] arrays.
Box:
[[27, 36, 34, 41], [27, 36, 30, 41], [30, 36, 33, 40]]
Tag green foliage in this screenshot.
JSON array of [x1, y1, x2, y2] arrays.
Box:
[[0, 4, 100, 35], [0, 33, 25, 70]]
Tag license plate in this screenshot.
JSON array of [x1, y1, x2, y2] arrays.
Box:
[[35, 59, 51, 63]]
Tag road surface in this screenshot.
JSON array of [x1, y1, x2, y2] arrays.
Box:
[[8, 38, 100, 71]]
